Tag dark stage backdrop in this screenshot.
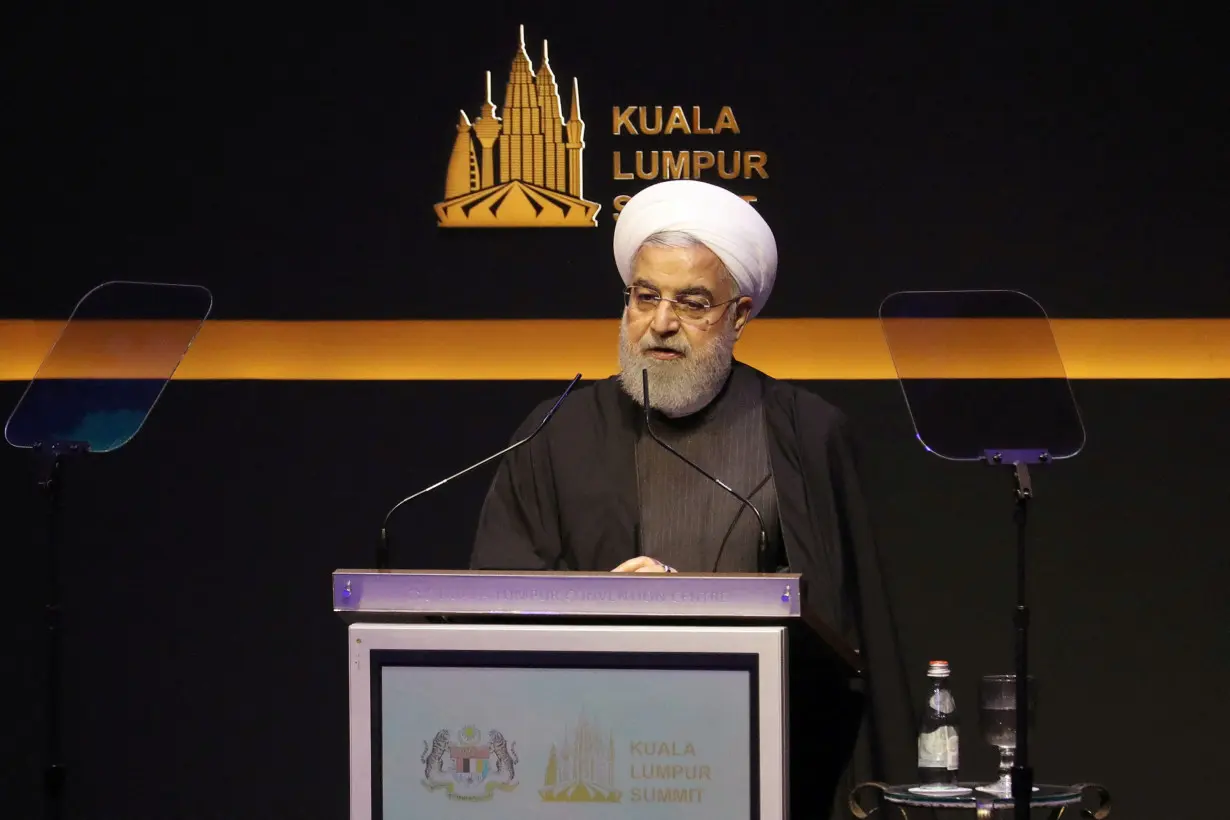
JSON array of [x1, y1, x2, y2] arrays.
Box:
[[3, 5, 1227, 820]]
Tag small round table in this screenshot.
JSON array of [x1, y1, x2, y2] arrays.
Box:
[[849, 782, 1111, 819]]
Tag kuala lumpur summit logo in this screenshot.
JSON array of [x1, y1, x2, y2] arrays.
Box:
[[434, 26, 600, 228], [539, 712, 622, 803]]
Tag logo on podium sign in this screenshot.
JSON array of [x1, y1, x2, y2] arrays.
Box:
[[421, 725, 520, 801], [539, 712, 623, 803], [433, 25, 600, 228]]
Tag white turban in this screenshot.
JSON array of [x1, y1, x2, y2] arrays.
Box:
[[613, 180, 778, 317]]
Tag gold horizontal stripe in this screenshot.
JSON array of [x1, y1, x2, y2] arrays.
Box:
[[0, 318, 1226, 380]]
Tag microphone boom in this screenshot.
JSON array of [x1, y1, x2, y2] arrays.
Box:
[[378, 373, 583, 569]]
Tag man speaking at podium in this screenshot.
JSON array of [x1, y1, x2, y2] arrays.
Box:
[[469, 180, 914, 816]]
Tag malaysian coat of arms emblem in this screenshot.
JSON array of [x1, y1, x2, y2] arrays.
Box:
[[421, 725, 520, 801]]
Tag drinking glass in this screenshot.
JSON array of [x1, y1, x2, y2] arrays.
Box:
[[977, 674, 1038, 796]]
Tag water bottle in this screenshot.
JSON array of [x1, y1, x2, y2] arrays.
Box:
[[917, 660, 959, 784]]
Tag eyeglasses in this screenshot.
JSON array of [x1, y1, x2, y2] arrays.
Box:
[[622, 285, 738, 325]]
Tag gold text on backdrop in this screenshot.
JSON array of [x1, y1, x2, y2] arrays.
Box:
[[612, 106, 741, 135], [611, 106, 766, 219]]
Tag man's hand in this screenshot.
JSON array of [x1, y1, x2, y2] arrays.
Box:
[[611, 556, 677, 573]]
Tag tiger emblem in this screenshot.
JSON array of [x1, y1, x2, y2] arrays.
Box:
[[421, 729, 449, 780], [488, 729, 519, 781]]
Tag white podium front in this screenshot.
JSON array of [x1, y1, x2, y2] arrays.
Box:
[[333, 569, 860, 820]]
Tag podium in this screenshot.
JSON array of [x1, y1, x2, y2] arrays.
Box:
[[334, 569, 864, 820]]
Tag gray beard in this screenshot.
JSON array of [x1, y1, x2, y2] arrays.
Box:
[[617, 314, 738, 418]]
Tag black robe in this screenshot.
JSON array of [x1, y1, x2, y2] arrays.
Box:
[[469, 361, 919, 818]]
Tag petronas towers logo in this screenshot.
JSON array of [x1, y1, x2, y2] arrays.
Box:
[[539, 711, 622, 803], [435, 26, 600, 228]]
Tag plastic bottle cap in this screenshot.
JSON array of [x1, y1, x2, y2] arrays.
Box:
[[927, 660, 951, 677]]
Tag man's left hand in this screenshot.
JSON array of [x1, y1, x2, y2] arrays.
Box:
[[611, 556, 677, 573]]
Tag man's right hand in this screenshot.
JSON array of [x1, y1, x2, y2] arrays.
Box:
[[611, 556, 676, 573]]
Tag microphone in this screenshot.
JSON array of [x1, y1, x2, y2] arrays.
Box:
[[640, 368, 768, 573], [378, 373, 583, 570]]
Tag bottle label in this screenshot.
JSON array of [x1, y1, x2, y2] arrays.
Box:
[[929, 690, 955, 714], [918, 727, 960, 770]]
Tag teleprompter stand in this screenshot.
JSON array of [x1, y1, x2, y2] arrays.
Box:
[[878, 289, 1087, 820], [987, 448, 1041, 818], [33, 440, 87, 820], [4, 281, 213, 820]]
